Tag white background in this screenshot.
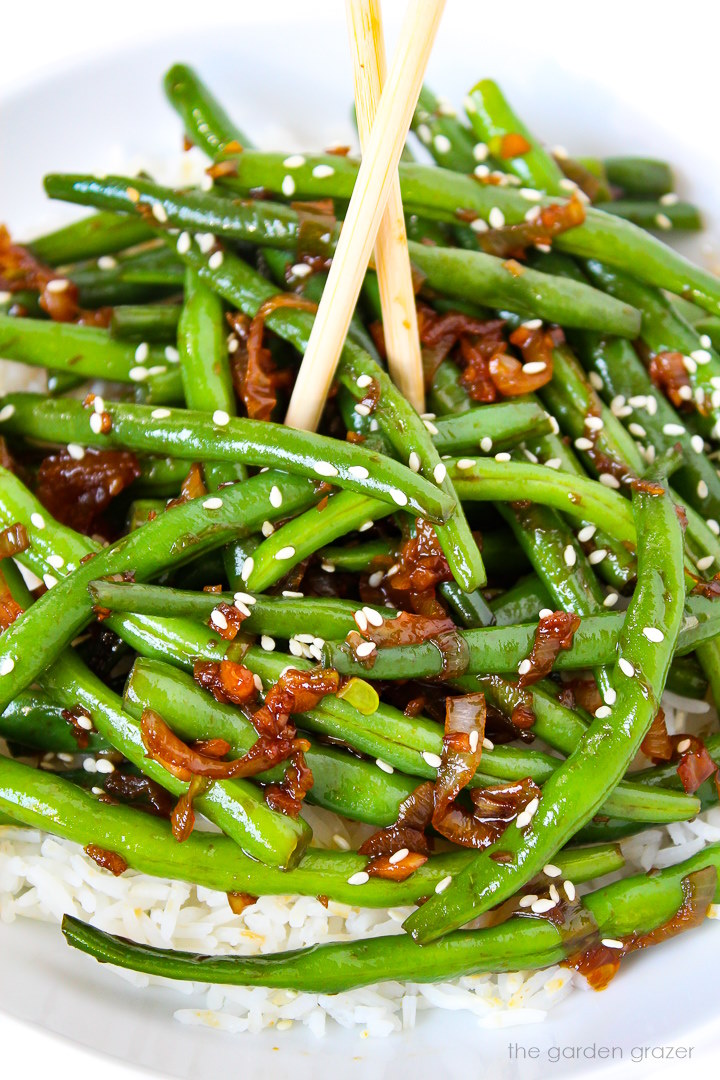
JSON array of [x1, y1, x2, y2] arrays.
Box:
[[1, 1, 719, 1077]]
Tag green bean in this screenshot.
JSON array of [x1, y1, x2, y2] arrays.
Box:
[[87, 580, 388, 642], [61, 846, 719, 993], [38, 649, 309, 868], [171, 240, 484, 591], [0, 689, 108, 754], [405, 466, 687, 943], [163, 63, 250, 155], [412, 86, 477, 172], [694, 316, 720, 351], [0, 755, 621, 909], [212, 150, 720, 315], [584, 259, 720, 435], [28, 211, 154, 266], [0, 465, 320, 713], [431, 400, 552, 453], [0, 394, 451, 523], [596, 200, 702, 232], [322, 590, 720, 682], [464, 79, 566, 194], [110, 304, 181, 342], [602, 157, 674, 197], [0, 315, 182, 403], [490, 575, 551, 626]]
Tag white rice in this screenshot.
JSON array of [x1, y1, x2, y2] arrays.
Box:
[[1, 694, 719, 1039]]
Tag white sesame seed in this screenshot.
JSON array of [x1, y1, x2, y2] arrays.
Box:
[[354, 610, 369, 632], [676, 738, 692, 754], [367, 570, 384, 589], [208, 250, 224, 271], [240, 557, 254, 582], [0, 404, 16, 424], [212, 409, 230, 426], [149, 201, 168, 224], [194, 232, 215, 254], [363, 606, 384, 627], [473, 164, 490, 180], [684, 356, 698, 374], [82, 758, 97, 774], [348, 465, 370, 481], [595, 705, 612, 719], [700, 334, 712, 349], [46, 278, 70, 294], [654, 213, 672, 230], [577, 524, 596, 544], [544, 458, 562, 470], [515, 811, 531, 829], [435, 875, 453, 894], [467, 730, 479, 754], [525, 797, 539, 818], [314, 461, 338, 478], [645, 396, 658, 416], [376, 759, 395, 775], [524, 206, 542, 223], [520, 188, 542, 201], [260, 635, 276, 651], [149, 409, 171, 423], [523, 361, 547, 375], [347, 871, 370, 886], [97, 255, 117, 270], [602, 938, 624, 949], [643, 627, 665, 643], [518, 894, 538, 908], [588, 548, 608, 565], [589, 372, 604, 391], [495, 452, 511, 463], [358, 520, 374, 533], [604, 687, 617, 706], [391, 489, 408, 507], [321, 560, 336, 573], [176, 231, 192, 255], [354, 403, 371, 417], [423, 419, 439, 435], [709, 519, 720, 536], [604, 592, 619, 608], [663, 423, 686, 437], [332, 833, 350, 851], [482, 737, 495, 752], [549, 883, 561, 903], [63, 442, 85, 463], [531, 897, 557, 914], [470, 217, 489, 233], [692, 349, 712, 365], [480, 437, 493, 453], [202, 497, 223, 510], [43, 574, 58, 589], [574, 436, 593, 451], [210, 609, 228, 631], [422, 751, 442, 768], [489, 207, 505, 229], [518, 659, 532, 676], [618, 658, 635, 677], [628, 423, 647, 439], [89, 414, 104, 434], [289, 263, 312, 280], [128, 366, 149, 382], [389, 847, 409, 864], [697, 554, 714, 572], [456, 458, 477, 471], [564, 545, 576, 567], [416, 123, 432, 143], [164, 346, 179, 363], [281, 175, 296, 197], [280, 590, 302, 600], [283, 154, 306, 169], [472, 141, 489, 161], [433, 134, 451, 154], [288, 638, 304, 657], [538, 608, 553, 620], [0, 656, 15, 676], [697, 480, 709, 499], [599, 473, 621, 489], [30, 512, 45, 530], [544, 863, 562, 878], [585, 415, 604, 432], [275, 546, 296, 561], [356, 641, 377, 659], [564, 880, 576, 902], [46, 554, 64, 570], [433, 462, 447, 484]]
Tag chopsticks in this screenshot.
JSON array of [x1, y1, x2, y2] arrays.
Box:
[[346, 0, 425, 413], [284, 0, 445, 431]]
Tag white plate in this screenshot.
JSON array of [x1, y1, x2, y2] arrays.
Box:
[[1, 6, 719, 1078]]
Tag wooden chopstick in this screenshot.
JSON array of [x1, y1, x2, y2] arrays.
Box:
[[347, 0, 425, 413], [284, 0, 445, 431]]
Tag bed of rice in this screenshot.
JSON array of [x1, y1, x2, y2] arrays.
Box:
[[1, 690, 718, 1039], [0, 147, 719, 1039]]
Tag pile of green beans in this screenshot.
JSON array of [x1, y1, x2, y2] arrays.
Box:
[[0, 62, 718, 1003]]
